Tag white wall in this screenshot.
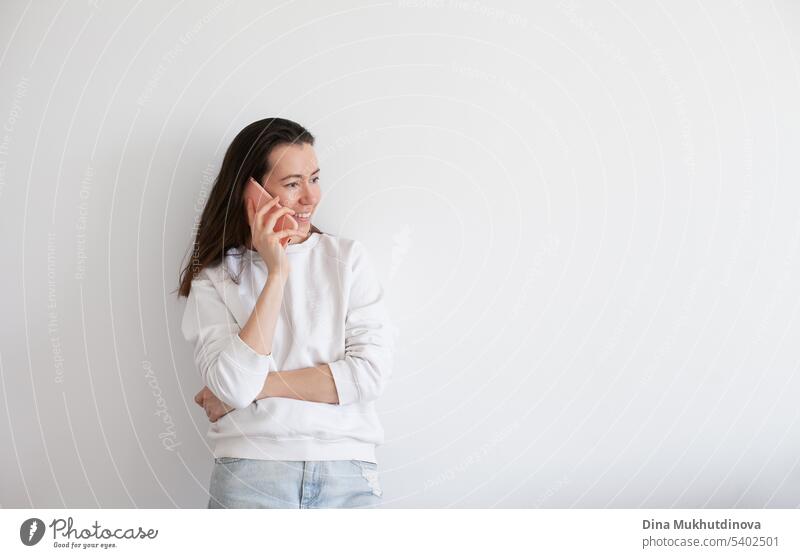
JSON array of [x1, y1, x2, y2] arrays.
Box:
[[1, 0, 799, 508]]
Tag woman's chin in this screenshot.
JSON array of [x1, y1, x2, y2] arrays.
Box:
[[288, 226, 310, 241]]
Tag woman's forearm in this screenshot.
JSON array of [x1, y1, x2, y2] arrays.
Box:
[[239, 276, 339, 405], [237, 276, 285, 356], [255, 364, 339, 404]]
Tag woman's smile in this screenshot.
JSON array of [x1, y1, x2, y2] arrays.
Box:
[[293, 210, 312, 223]]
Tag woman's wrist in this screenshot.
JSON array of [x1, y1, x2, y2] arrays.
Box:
[[239, 272, 285, 356], [264, 270, 289, 290], [266, 272, 287, 286], [256, 371, 287, 400]]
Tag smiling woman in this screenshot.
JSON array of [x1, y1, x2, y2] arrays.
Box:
[[177, 118, 324, 297], [176, 117, 395, 509]]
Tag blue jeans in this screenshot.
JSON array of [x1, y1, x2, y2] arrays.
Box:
[[207, 458, 383, 509]]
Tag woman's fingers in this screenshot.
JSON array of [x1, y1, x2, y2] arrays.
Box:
[[207, 404, 223, 422], [253, 196, 282, 228], [284, 214, 299, 230], [196, 388, 230, 422], [209, 405, 233, 422], [251, 198, 283, 237], [264, 206, 297, 232], [273, 227, 302, 240]]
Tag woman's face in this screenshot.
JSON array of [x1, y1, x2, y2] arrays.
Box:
[[258, 142, 321, 237]]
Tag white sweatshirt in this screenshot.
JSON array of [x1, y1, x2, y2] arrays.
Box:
[[181, 232, 396, 463]]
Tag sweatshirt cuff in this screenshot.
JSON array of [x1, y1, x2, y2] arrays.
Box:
[[328, 359, 359, 406], [227, 334, 275, 374]]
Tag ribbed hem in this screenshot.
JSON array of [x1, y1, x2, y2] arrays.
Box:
[[241, 232, 322, 255], [212, 437, 376, 464], [285, 231, 322, 253]]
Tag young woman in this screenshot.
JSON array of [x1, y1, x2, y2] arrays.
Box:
[[178, 117, 395, 508]]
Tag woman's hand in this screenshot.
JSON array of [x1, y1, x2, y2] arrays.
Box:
[[246, 194, 299, 283], [194, 386, 234, 422]]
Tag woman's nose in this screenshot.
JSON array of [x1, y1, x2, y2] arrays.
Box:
[[301, 183, 319, 204]]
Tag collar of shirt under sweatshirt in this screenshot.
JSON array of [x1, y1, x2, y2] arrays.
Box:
[[204, 232, 322, 329]]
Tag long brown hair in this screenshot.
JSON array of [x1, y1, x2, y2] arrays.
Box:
[[177, 117, 323, 297]]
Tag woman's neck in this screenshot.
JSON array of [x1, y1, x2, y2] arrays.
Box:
[[290, 231, 312, 244]]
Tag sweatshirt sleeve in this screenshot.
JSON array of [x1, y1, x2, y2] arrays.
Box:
[[181, 272, 275, 410], [327, 240, 396, 406]]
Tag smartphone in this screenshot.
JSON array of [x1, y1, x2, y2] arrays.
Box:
[[244, 177, 298, 247]]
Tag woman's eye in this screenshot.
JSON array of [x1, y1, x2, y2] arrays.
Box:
[[285, 177, 319, 188]]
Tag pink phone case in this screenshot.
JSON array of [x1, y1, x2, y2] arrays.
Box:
[[244, 178, 297, 247]]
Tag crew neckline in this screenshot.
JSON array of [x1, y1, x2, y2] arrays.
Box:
[[244, 231, 322, 256]]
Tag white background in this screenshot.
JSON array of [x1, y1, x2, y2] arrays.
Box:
[[0, 0, 799, 508]]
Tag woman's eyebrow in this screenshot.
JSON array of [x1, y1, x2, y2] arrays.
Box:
[[280, 168, 320, 181]]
